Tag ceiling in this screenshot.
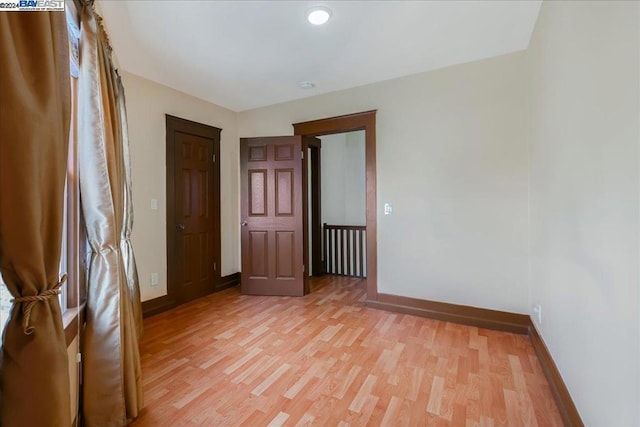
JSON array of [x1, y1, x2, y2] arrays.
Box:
[[98, 1, 542, 112]]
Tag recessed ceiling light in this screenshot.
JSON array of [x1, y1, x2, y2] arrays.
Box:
[[307, 7, 332, 26], [298, 80, 316, 90]]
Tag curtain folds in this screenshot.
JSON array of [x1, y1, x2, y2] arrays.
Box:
[[0, 11, 72, 427], [118, 76, 144, 341], [77, 3, 143, 425]]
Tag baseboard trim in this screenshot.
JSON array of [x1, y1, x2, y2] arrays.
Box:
[[141, 294, 177, 318], [528, 322, 584, 426], [366, 293, 530, 334], [142, 272, 241, 318], [218, 272, 241, 290]]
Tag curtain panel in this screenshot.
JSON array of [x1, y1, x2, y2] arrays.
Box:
[[0, 11, 72, 427], [77, 2, 143, 425], [118, 76, 144, 341]]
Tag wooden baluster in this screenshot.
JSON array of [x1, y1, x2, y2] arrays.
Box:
[[335, 228, 340, 275], [329, 228, 334, 275], [342, 229, 347, 276], [323, 224, 328, 275], [347, 229, 352, 276], [358, 230, 367, 277]]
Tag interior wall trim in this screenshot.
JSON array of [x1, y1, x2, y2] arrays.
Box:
[[218, 272, 241, 290], [367, 293, 530, 334], [141, 295, 177, 318], [141, 272, 241, 318], [293, 110, 378, 300], [529, 322, 584, 426]]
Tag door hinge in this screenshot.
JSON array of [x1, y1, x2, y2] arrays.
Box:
[[213, 154, 216, 162], [214, 262, 217, 271], [301, 150, 304, 160], [303, 264, 305, 273], [76, 352, 82, 363]]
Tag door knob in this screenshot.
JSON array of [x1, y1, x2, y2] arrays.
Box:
[[241, 221, 248, 227], [177, 223, 185, 231]]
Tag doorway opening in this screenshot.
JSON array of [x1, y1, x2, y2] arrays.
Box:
[[294, 110, 378, 301], [305, 131, 367, 282]]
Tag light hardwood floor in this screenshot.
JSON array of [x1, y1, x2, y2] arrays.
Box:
[[132, 275, 562, 426]]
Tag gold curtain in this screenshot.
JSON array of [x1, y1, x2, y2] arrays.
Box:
[[77, 2, 143, 425], [118, 76, 144, 341], [0, 11, 72, 427]]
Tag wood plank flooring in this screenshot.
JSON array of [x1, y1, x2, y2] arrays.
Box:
[[131, 275, 562, 426]]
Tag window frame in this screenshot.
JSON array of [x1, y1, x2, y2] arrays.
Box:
[[62, 0, 86, 335]]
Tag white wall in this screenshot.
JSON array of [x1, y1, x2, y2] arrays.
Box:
[[122, 71, 240, 301], [527, 2, 640, 425], [239, 51, 530, 314], [320, 131, 366, 226], [344, 131, 366, 225], [319, 133, 346, 225]]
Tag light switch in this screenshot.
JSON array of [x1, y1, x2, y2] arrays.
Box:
[[151, 199, 158, 210], [150, 273, 159, 286], [384, 203, 393, 215]]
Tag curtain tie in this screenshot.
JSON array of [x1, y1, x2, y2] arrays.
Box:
[[11, 274, 67, 335]]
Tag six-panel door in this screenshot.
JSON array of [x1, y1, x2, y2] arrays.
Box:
[[240, 136, 304, 296], [174, 131, 216, 302]]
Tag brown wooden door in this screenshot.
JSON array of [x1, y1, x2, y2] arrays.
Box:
[[240, 136, 304, 296], [167, 115, 221, 305]]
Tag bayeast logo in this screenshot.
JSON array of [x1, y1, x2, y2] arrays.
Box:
[[21, 0, 64, 9], [0, 0, 65, 11]]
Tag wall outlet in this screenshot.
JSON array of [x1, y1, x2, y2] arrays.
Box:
[[532, 305, 542, 325], [384, 203, 393, 215], [150, 273, 159, 286], [151, 199, 158, 210]]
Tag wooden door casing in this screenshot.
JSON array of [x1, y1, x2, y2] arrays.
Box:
[[167, 115, 221, 305], [293, 110, 377, 301], [305, 137, 322, 278], [240, 136, 304, 296]]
